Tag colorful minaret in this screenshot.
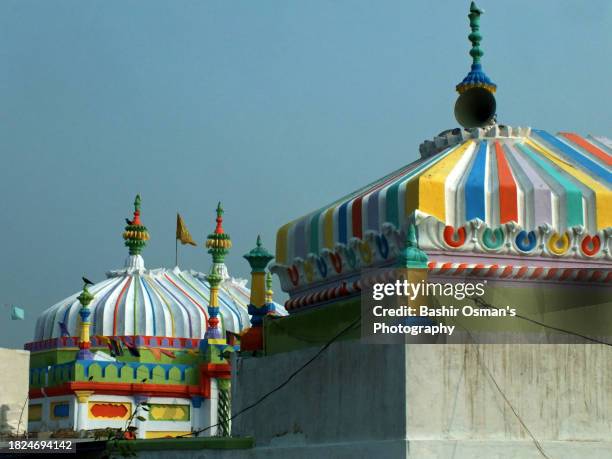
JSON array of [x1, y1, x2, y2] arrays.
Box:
[[455, 1, 496, 95], [244, 235, 274, 327], [241, 235, 274, 351], [204, 202, 232, 342], [76, 282, 95, 360], [123, 194, 149, 270]]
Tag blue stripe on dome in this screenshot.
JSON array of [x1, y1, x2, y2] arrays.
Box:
[[533, 130, 612, 184], [465, 141, 488, 221]]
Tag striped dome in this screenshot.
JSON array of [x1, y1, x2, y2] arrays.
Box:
[[275, 126, 611, 267], [34, 256, 286, 341], [271, 126, 611, 300]]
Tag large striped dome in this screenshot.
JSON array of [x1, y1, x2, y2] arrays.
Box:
[[272, 126, 611, 299], [275, 127, 611, 265], [34, 256, 285, 341]]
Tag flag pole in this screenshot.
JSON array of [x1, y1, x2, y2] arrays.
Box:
[[175, 237, 178, 267]]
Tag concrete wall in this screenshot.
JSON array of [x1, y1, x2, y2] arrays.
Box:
[[231, 341, 408, 458], [0, 348, 30, 436], [405, 344, 612, 458], [229, 342, 612, 459]]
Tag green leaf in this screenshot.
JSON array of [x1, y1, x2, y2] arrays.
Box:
[[136, 416, 147, 422]]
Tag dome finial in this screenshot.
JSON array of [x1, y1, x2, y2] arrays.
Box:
[[123, 194, 149, 257], [468, 2, 484, 66], [206, 202, 232, 264], [214, 201, 225, 234], [455, 1, 496, 95]]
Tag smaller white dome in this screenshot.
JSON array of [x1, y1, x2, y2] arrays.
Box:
[[34, 265, 286, 341]]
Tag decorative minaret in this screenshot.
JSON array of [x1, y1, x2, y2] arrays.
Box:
[[204, 202, 232, 342], [454, 2, 497, 128], [76, 282, 95, 360], [244, 235, 274, 326], [122, 194, 149, 270], [242, 236, 274, 351]]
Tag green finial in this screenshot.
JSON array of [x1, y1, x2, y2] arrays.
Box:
[[455, 1, 496, 95], [206, 202, 231, 265], [123, 194, 149, 256], [78, 284, 94, 307], [244, 235, 274, 273], [468, 2, 484, 65], [398, 224, 428, 269]]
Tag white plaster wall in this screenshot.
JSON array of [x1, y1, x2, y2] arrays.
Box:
[[224, 341, 612, 459], [27, 394, 74, 433], [0, 348, 30, 436], [405, 344, 612, 458], [78, 394, 196, 437], [29, 392, 209, 438]]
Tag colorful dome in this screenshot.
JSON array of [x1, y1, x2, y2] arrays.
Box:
[[32, 196, 286, 342], [272, 127, 611, 305], [276, 127, 610, 264], [33, 266, 266, 341]]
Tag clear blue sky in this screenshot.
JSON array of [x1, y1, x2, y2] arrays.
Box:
[[0, 1, 610, 348]]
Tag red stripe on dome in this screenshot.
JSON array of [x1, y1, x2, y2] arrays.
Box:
[[495, 142, 518, 224], [164, 274, 208, 319], [113, 277, 132, 336], [560, 132, 612, 166]]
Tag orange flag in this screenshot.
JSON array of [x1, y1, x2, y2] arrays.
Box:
[[176, 214, 196, 246]]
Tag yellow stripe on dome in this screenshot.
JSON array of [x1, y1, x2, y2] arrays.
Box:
[[275, 222, 293, 265], [413, 140, 474, 221], [323, 207, 335, 250], [527, 140, 612, 230]]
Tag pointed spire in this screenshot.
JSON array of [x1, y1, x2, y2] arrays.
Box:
[[123, 194, 149, 256], [204, 203, 232, 342], [206, 202, 231, 265], [398, 224, 429, 269], [214, 202, 225, 234], [468, 2, 484, 66], [456, 2, 496, 94]]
